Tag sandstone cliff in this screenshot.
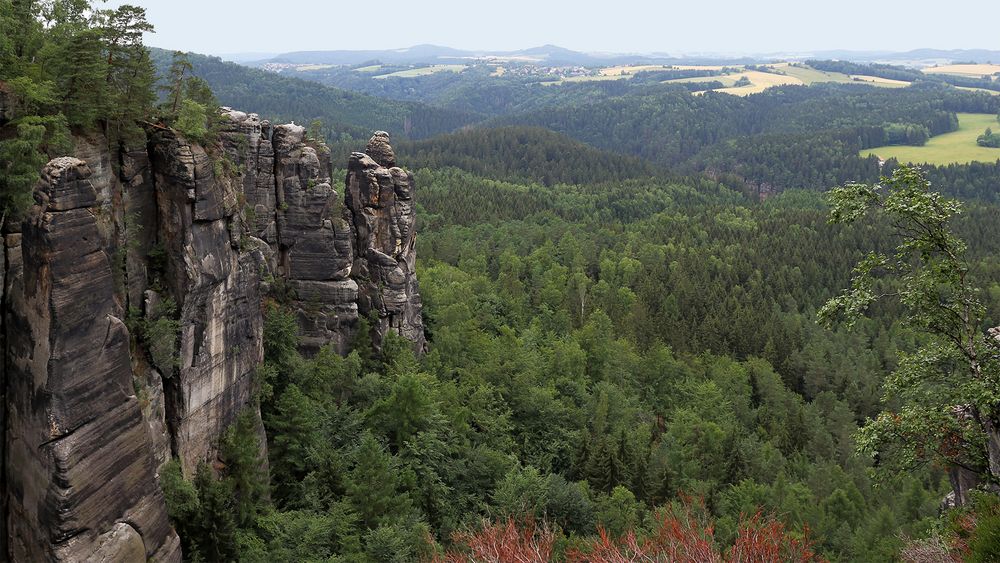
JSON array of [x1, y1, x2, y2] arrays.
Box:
[[1, 112, 425, 560], [3, 157, 181, 561], [346, 132, 427, 353]]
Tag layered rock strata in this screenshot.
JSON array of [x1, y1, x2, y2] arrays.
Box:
[[3, 158, 180, 561], [273, 122, 358, 355], [146, 124, 268, 474]]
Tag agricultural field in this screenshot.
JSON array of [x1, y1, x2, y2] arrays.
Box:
[[664, 63, 911, 96], [373, 64, 467, 78], [863, 113, 1000, 165], [778, 63, 855, 85], [543, 62, 918, 94], [598, 64, 672, 76], [957, 86, 1000, 96], [924, 63, 1000, 78], [850, 75, 910, 87]]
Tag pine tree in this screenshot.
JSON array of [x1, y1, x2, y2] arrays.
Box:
[[193, 463, 239, 562], [220, 410, 269, 527], [345, 432, 412, 529]]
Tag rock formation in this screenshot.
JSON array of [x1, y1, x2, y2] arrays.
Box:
[[3, 158, 180, 561], [272, 122, 358, 355], [146, 123, 269, 474], [1, 110, 426, 560], [346, 133, 426, 353]]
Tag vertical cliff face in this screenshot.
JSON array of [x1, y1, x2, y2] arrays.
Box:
[[2, 110, 426, 560], [3, 158, 181, 561], [345, 132, 427, 353], [146, 124, 268, 474]]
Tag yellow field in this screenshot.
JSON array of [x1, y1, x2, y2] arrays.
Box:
[[863, 113, 1000, 165], [672, 65, 728, 71], [663, 63, 911, 97], [849, 75, 910, 87], [373, 64, 467, 79], [925, 64, 1000, 78], [779, 64, 854, 85], [354, 65, 382, 73], [670, 69, 802, 96], [716, 71, 803, 95], [599, 64, 671, 76]]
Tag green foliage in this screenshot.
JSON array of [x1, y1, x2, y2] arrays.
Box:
[[225, 155, 1000, 561], [821, 166, 999, 482], [136, 296, 180, 375], [0, 118, 53, 215], [966, 494, 1000, 562], [148, 47, 479, 140], [160, 459, 200, 524], [220, 409, 269, 527], [0, 0, 158, 217], [345, 432, 414, 529], [193, 463, 240, 562], [977, 127, 1000, 148], [173, 98, 208, 141]]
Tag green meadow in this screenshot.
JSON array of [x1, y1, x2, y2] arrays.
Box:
[[863, 113, 1000, 165]]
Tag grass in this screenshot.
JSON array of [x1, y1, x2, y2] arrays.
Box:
[[863, 113, 1000, 165], [373, 64, 466, 79], [354, 65, 382, 73], [779, 64, 855, 85], [673, 69, 803, 96], [295, 64, 335, 71]]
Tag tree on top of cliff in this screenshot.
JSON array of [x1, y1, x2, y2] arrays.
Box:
[[0, 0, 158, 218]]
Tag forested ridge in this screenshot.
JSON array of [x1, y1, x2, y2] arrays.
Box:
[[171, 47, 1000, 201], [148, 48, 482, 141]]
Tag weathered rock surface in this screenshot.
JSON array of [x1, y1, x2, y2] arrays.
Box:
[[220, 108, 278, 243], [3, 158, 180, 562], [273, 123, 358, 355], [366, 130, 397, 168], [147, 126, 267, 474], [345, 133, 426, 353]]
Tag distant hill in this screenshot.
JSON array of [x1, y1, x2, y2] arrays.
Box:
[[149, 48, 482, 139], [393, 126, 664, 185], [254, 45, 1000, 69], [255, 44, 764, 68]]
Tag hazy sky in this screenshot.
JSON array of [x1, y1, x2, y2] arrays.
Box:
[[112, 0, 1000, 56]]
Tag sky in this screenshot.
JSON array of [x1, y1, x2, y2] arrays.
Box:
[[110, 0, 1000, 57]]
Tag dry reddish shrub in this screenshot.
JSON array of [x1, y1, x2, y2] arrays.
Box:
[[899, 535, 963, 563], [435, 498, 823, 563], [726, 512, 819, 563], [433, 516, 554, 563]]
